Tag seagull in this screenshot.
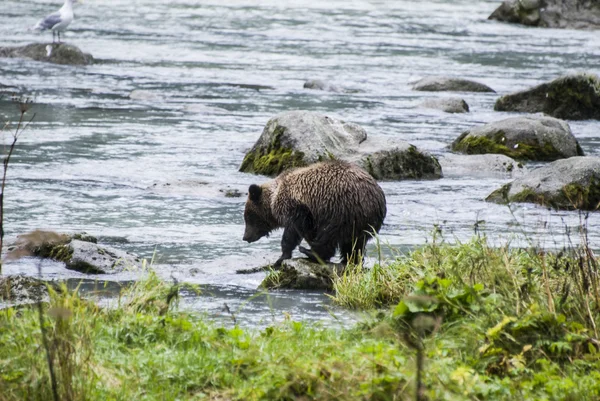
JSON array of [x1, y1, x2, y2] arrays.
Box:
[[33, 0, 77, 44]]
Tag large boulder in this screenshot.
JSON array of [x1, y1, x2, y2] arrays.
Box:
[[412, 77, 495, 93], [489, 0, 600, 30], [451, 115, 583, 161], [0, 43, 93, 66], [494, 74, 600, 120], [8, 230, 142, 274], [486, 156, 600, 210], [239, 110, 442, 180], [439, 153, 526, 177], [254, 258, 345, 291], [418, 97, 470, 113]]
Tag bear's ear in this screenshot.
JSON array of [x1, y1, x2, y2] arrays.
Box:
[[248, 184, 262, 202]]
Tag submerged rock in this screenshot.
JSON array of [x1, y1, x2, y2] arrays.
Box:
[[412, 77, 495, 93], [239, 110, 442, 180], [258, 258, 345, 291], [418, 97, 470, 113], [0, 275, 50, 304], [0, 43, 93, 66], [8, 230, 142, 274], [439, 153, 526, 177], [451, 115, 583, 161], [303, 79, 343, 93], [486, 156, 600, 210], [489, 0, 600, 30], [494, 73, 600, 120]]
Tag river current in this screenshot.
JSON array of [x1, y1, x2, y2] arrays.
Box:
[[1, 0, 599, 326]]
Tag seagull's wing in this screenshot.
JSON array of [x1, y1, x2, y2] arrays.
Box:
[[33, 12, 63, 31]]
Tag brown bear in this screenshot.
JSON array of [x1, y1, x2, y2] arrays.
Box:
[[242, 160, 386, 266]]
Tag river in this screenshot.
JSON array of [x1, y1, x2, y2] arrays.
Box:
[[1, 0, 599, 326]]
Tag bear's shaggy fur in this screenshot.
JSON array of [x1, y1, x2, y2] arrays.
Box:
[[243, 161, 386, 266]]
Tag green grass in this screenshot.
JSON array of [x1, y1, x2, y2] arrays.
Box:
[[2, 235, 600, 400]]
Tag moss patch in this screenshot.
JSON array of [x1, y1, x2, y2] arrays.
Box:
[[239, 126, 307, 176], [364, 146, 442, 180], [452, 133, 564, 161], [485, 183, 512, 204], [561, 177, 600, 210]]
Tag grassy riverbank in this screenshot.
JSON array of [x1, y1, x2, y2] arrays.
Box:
[[2, 235, 600, 400]]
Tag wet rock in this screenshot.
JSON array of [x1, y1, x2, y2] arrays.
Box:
[[0, 275, 50, 304], [0, 43, 93, 66], [451, 115, 583, 161], [489, 0, 600, 30], [303, 79, 343, 93], [259, 258, 345, 291], [8, 230, 142, 274], [239, 110, 442, 180], [494, 73, 600, 120], [439, 153, 526, 177], [418, 97, 470, 113], [221, 188, 243, 198], [412, 77, 495, 93], [486, 156, 600, 210]]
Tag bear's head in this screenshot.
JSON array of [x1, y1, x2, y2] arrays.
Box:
[[243, 184, 277, 243]]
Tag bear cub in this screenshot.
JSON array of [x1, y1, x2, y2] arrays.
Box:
[[243, 160, 386, 266]]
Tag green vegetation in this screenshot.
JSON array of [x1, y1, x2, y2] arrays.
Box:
[[2, 234, 600, 400], [451, 131, 564, 161], [239, 125, 307, 176]]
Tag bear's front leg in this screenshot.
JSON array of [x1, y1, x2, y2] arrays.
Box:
[[273, 226, 302, 268]]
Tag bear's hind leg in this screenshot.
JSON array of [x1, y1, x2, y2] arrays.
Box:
[[340, 236, 367, 265], [299, 239, 337, 264]]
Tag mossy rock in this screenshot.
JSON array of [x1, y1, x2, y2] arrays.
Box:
[[359, 145, 442, 180], [240, 126, 308, 176], [259, 258, 345, 291], [452, 115, 582, 161], [494, 73, 600, 120], [0, 43, 94, 66], [412, 77, 495, 93], [489, 0, 600, 30], [240, 110, 442, 180], [0, 275, 51, 305], [486, 156, 600, 210], [418, 97, 470, 113], [8, 230, 142, 274]]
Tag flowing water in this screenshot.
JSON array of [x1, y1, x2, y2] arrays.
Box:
[[1, 0, 599, 326]]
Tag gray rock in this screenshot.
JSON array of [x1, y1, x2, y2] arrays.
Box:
[[239, 110, 442, 180], [0, 43, 93, 65], [439, 153, 527, 177], [303, 79, 343, 93], [0, 275, 50, 304], [259, 258, 346, 291], [495, 73, 600, 120], [486, 156, 600, 210], [412, 77, 495, 93], [489, 0, 600, 30], [418, 97, 470, 113], [451, 115, 583, 161], [66, 240, 142, 274], [8, 230, 142, 274]]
